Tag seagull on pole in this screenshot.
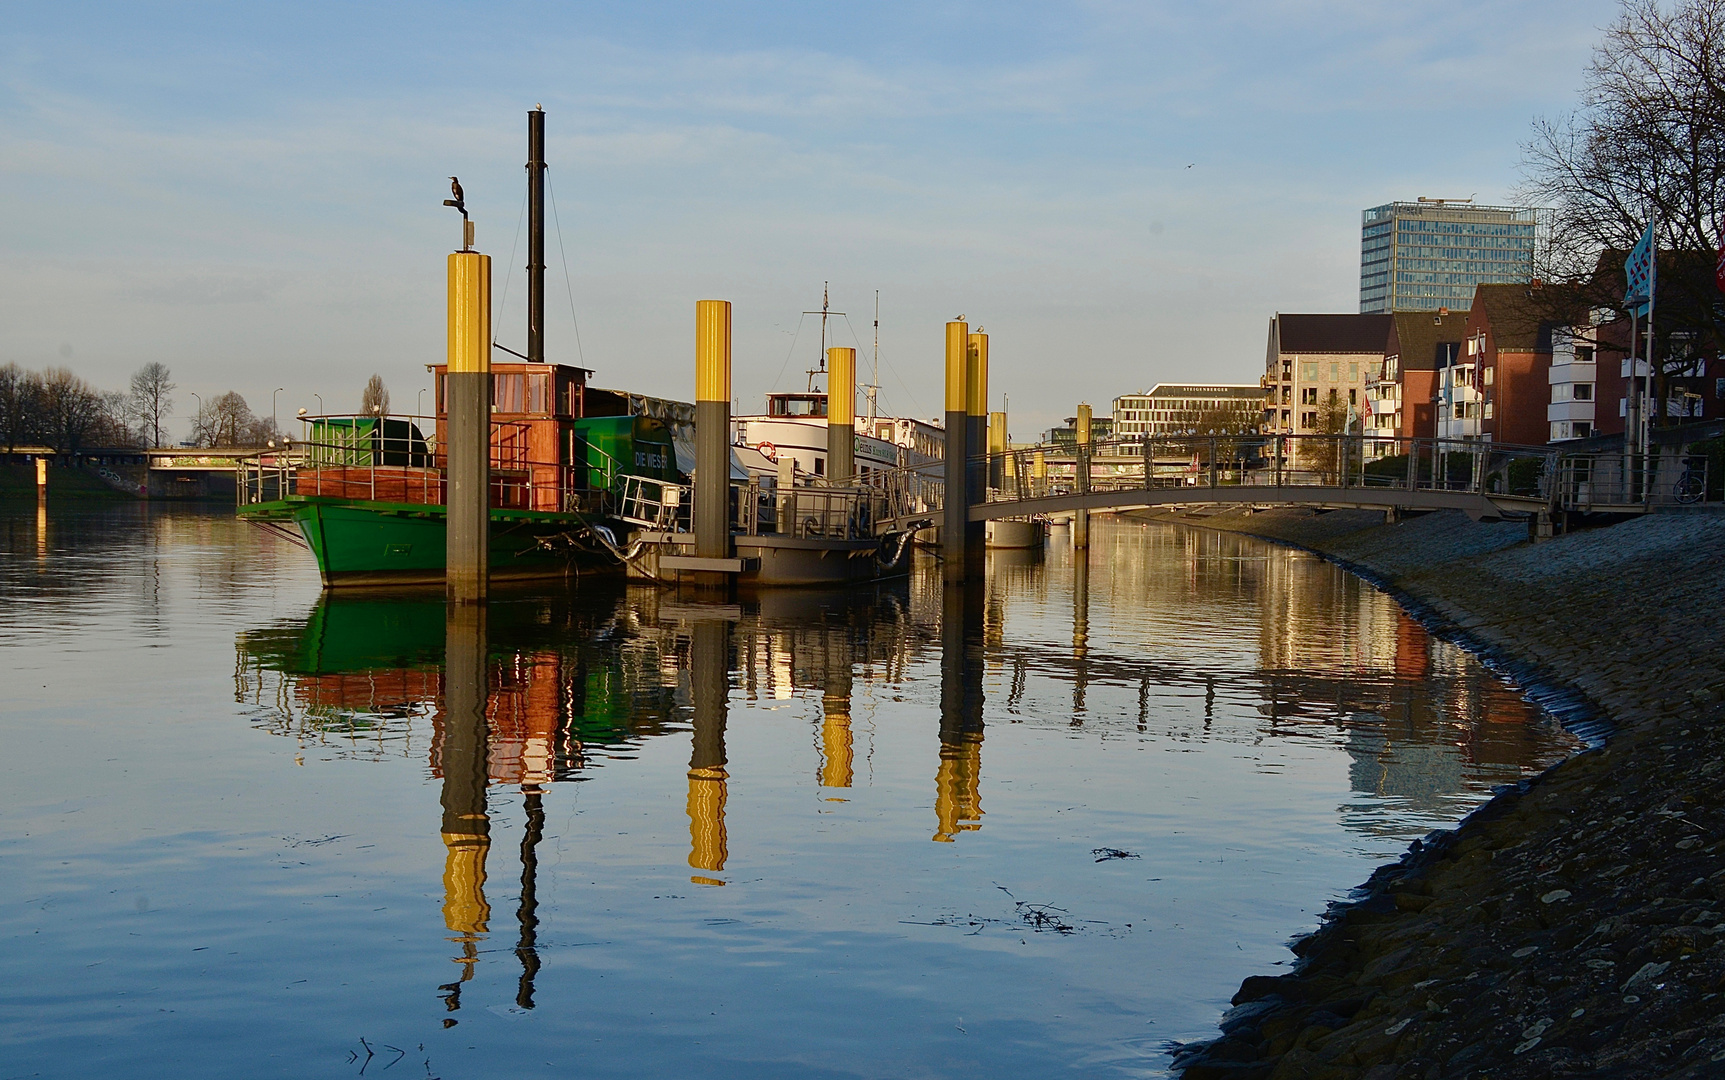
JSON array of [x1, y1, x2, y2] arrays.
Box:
[[444, 176, 467, 219]]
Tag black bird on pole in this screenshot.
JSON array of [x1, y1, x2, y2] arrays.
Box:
[[444, 176, 467, 219]]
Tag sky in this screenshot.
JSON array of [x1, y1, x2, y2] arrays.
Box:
[[0, 0, 1624, 440]]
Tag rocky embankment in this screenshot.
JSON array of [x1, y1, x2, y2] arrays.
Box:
[[1160, 507, 1725, 1080]]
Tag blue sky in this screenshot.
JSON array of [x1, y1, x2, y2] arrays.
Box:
[[1, 0, 1620, 439]]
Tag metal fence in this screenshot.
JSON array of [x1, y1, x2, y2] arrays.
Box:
[[971, 434, 1561, 505]]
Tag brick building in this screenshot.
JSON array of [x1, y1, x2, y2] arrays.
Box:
[[1367, 310, 1468, 440]]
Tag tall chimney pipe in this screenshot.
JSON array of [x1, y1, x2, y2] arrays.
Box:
[[527, 107, 546, 364]]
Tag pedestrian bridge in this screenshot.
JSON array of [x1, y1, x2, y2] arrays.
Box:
[[878, 434, 1583, 533]]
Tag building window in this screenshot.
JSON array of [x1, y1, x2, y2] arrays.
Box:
[[1302, 362, 1317, 381], [1576, 345, 1595, 364], [1574, 422, 1592, 437], [1574, 383, 1593, 401], [1328, 389, 1338, 404], [1301, 410, 1317, 428], [1330, 362, 1340, 381], [1301, 387, 1317, 405], [1349, 362, 1359, 380], [1484, 367, 1495, 386]]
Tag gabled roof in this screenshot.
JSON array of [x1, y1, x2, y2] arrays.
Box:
[[1388, 311, 1470, 370], [1472, 284, 1571, 353], [1274, 313, 1394, 354]]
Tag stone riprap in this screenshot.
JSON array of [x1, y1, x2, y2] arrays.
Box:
[[1156, 507, 1725, 1080]]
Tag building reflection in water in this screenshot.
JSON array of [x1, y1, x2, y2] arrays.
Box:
[[228, 522, 1581, 1011]]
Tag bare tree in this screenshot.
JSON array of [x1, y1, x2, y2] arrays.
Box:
[[192, 391, 271, 447], [128, 363, 175, 447], [0, 364, 45, 452], [38, 368, 112, 454], [360, 374, 390, 416], [1522, 0, 1725, 356]]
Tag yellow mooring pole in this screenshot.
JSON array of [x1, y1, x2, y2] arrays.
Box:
[[826, 346, 856, 483], [1073, 402, 1092, 550], [965, 331, 989, 577], [446, 246, 492, 605], [694, 301, 734, 588], [943, 321, 969, 584]]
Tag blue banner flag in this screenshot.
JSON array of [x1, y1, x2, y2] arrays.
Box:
[[1624, 221, 1656, 317]]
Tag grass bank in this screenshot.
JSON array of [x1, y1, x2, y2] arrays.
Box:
[[1158, 507, 1725, 1080]]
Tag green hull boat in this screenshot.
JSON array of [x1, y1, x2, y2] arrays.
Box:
[[240, 494, 620, 588]]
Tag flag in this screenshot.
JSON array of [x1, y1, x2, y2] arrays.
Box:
[[1624, 221, 1656, 317]]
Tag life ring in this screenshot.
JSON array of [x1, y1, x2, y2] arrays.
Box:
[[757, 441, 778, 461]]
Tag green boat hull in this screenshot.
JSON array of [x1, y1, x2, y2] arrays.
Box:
[[240, 495, 619, 587]]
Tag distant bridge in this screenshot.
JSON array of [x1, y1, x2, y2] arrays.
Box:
[[876, 433, 1632, 535]]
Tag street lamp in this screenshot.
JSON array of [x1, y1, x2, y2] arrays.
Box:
[[189, 392, 202, 447], [272, 387, 284, 440]]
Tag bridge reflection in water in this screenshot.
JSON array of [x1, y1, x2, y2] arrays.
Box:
[[231, 520, 1578, 1023]]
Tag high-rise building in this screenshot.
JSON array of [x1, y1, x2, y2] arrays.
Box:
[[1359, 200, 1541, 314]]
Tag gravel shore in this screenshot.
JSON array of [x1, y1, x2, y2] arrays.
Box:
[[1158, 507, 1725, 1080]]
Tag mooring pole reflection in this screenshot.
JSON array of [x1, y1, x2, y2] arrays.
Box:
[[514, 788, 544, 1009], [438, 603, 491, 1017], [934, 584, 985, 842], [687, 618, 730, 884], [819, 660, 854, 791], [1072, 554, 1090, 718]]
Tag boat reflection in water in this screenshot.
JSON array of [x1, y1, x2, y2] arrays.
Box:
[[233, 581, 926, 1015], [229, 520, 1579, 1036]]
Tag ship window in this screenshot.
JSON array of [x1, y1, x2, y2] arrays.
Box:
[[494, 373, 525, 413], [527, 373, 550, 414]]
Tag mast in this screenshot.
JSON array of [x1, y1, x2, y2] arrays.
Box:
[[801, 283, 843, 393], [527, 106, 546, 364], [867, 290, 880, 423]]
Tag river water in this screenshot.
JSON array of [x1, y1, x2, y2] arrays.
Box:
[[0, 503, 1579, 1078]]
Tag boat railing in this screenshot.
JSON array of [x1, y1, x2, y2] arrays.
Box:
[[614, 474, 692, 530], [237, 414, 584, 513]]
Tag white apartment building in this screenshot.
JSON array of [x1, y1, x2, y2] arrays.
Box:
[[1547, 327, 1597, 442], [1436, 330, 1488, 441]]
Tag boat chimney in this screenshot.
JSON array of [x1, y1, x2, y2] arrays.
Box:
[[527, 106, 546, 364]]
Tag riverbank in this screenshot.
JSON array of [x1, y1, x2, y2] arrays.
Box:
[[1157, 507, 1725, 1079], [0, 463, 136, 500]]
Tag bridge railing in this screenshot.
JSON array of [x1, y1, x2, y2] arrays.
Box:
[[976, 433, 1563, 506]]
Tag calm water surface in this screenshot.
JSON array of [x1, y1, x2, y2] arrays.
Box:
[[0, 504, 1579, 1078]]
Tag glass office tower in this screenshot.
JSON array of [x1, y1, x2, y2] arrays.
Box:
[[1360, 201, 1541, 314]]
